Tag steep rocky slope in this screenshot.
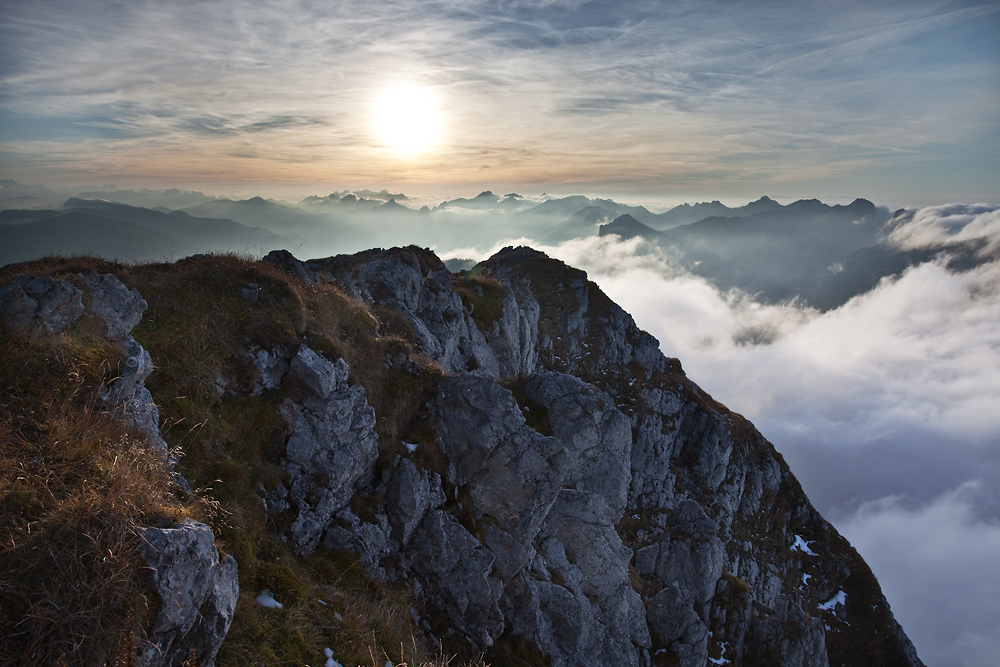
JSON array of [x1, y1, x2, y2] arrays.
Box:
[[0, 246, 923, 667]]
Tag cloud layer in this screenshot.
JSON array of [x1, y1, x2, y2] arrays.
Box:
[[835, 483, 1000, 667]]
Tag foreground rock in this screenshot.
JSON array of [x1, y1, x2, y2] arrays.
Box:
[[254, 246, 924, 667], [3, 248, 921, 666], [138, 520, 239, 667]]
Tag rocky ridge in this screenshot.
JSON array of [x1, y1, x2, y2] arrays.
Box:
[[0, 246, 923, 666], [247, 246, 923, 667]]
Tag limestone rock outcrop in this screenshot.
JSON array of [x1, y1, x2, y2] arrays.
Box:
[[4, 246, 924, 666], [255, 246, 923, 667], [0, 274, 85, 334], [280, 345, 379, 554], [138, 520, 239, 667], [307, 248, 501, 375]]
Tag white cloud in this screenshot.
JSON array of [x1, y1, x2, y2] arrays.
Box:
[[835, 482, 1000, 667], [887, 203, 1000, 251], [528, 231, 1000, 458]]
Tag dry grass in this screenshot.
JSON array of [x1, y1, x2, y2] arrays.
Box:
[[0, 252, 488, 666], [0, 329, 193, 666]]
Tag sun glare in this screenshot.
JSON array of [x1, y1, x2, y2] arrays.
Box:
[[372, 84, 443, 155]]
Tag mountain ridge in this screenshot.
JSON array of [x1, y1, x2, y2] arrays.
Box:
[[0, 245, 924, 667]]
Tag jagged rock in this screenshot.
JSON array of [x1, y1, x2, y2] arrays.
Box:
[[436, 373, 571, 580], [138, 519, 239, 667], [242, 345, 291, 395], [409, 509, 505, 649], [427, 371, 649, 664], [0, 273, 166, 452], [100, 336, 168, 451], [479, 246, 667, 378], [748, 594, 828, 667], [323, 506, 396, 576], [385, 457, 446, 547], [523, 372, 632, 513], [310, 248, 500, 375], [279, 345, 378, 554], [0, 274, 84, 333], [265, 248, 320, 285], [289, 344, 350, 399], [481, 278, 541, 378], [515, 490, 650, 666], [250, 246, 925, 667], [78, 271, 147, 340], [647, 582, 710, 667]]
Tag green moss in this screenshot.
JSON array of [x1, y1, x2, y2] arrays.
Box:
[[500, 377, 552, 437], [452, 274, 505, 332]]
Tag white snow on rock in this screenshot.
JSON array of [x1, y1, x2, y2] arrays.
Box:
[[819, 590, 847, 611], [791, 534, 817, 555]]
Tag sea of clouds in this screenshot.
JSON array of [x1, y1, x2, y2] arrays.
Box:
[[442, 203, 1000, 667]]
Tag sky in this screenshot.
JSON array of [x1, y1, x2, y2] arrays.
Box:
[[3, 2, 1000, 666], [1, 0, 999, 205]]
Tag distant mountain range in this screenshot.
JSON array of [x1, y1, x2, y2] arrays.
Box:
[[597, 198, 904, 308], [5, 179, 991, 311], [0, 197, 300, 264]]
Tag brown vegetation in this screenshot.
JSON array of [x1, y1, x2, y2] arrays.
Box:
[[0, 253, 481, 666]]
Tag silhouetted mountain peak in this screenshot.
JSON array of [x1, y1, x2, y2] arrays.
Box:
[[598, 214, 661, 241]]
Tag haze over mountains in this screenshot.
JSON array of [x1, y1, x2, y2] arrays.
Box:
[[7, 180, 993, 318]]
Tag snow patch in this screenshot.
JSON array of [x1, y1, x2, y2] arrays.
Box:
[[791, 534, 816, 555], [819, 590, 847, 611], [324, 647, 343, 667], [255, 589, 283, 609]]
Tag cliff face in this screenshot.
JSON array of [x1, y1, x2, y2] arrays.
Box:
[[287, 246, 923, 667], [0, 246, 923, 667]]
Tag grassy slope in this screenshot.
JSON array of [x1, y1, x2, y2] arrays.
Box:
[[0, 254, 478, 667]]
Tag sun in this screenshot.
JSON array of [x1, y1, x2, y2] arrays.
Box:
[[372, 84, 443, 155]]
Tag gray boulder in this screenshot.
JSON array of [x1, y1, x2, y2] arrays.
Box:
[[523, 372, 632, 513], [386, 457, 446, 547], [436, 373, 571, 580], [100, 336, 168, 451], [647, 582, 710, 667], [0, 274, 84, 334], [409, 509, 505, 649], [138, 519, 239, 667], [78, 271, 147, 340], [509, 490, 650, 666], [311, 248, 500, 375], [279, 345, 379, 554], [264, 248, 320, 285]]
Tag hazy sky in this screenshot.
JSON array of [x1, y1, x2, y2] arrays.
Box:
[[2, 0, 998, 205]]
